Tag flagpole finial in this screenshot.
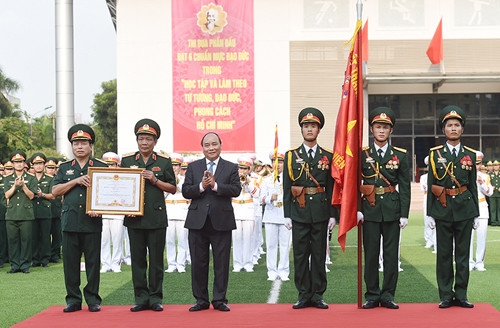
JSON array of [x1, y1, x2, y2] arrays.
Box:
[[356, 0, 363, 21]]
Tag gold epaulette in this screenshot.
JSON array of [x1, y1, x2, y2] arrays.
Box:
[[287, 146, 300, 153], [94, 158, 107, 164], [464, 146, 476, 153], [59, 159, 72, 164], [321, 147, 333, 154], [45, 174, 54, 178], [362, 146, 370, 151], [430, 145, 444, 151], [392, 146, 407, 153], [122, 152, 135, 158], [157, 152, 170, 159], [26, 172, 35, 177]]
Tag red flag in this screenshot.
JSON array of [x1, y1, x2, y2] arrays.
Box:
[[273, 124, 279, 182], [426, 18, 443, 65], [362, 19, 368, 62], [331, 20, 364, 252]]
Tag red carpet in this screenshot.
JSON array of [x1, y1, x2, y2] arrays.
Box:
[[13, 303, 500, 328]]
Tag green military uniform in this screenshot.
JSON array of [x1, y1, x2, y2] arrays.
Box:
[[427, 106, 479, 304], [47, 158, 63, 263], [5, 151, 38, 273], [121, 119, 176, 308], [53, 124, 107, 308], [361, 107, 411, 307], [283, 108, 337, 306], [31, 153, 53, 267], [488, 162, 500, 226], [0, 174, 7, 267]]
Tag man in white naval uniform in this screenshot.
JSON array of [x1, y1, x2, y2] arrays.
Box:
[[420, 156, 436, 252], [165, 153, 189, 273], [470, 151, 493, 271], [232, 156, 259, 272], [260, 150, 291, 281], [250, 159, 264, 265], [100, 152, 125, 273]]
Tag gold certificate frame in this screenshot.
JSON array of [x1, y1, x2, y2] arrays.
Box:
[[86, 167, 145, 215]]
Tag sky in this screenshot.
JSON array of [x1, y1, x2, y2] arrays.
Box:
[[0, 0, 116, 123]]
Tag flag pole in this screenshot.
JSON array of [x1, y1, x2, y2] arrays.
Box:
[[356, 0, 363, 310]]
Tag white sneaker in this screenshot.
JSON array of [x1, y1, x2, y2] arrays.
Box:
[[267, 273, 277, 281], [124, 259, 131, 266], [424, 242, 433, 249], [177, 267, 186, 273], [165, 267, 177, 273], [378, 266, 384, 272], [476, 265, 487, 272], [100, 267, 110, 273], [232, 267, 242, 273], [112, 267, 122, 273], [325, 266, 330, 273], [244, 266, 254, 272], [280, 275, 290, 281], [398, 267, 404, 272]]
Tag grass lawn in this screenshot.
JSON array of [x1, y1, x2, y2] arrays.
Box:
[[1, 212, 499, 326]]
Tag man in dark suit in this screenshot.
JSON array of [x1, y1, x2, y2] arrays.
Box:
[[182, 132, 241, 312]]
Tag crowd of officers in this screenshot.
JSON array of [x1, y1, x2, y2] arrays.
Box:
[[0, 105, 492, 312]]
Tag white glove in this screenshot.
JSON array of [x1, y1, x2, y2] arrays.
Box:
[[473, 217, 479, 230], [328, 218, 336, 230], [284, 218, 293, 230], [357, 211, 364, 224], [399, 217, 408, 229], [428, 217, 436, 229]]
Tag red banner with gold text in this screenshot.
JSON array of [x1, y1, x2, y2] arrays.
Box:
[[172, 0, 255, 152]]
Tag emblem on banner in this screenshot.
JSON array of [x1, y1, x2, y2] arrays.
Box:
[[197, 3, 228, 35]]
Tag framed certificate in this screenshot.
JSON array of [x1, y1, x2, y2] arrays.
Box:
[[86, 167, 145, 215]]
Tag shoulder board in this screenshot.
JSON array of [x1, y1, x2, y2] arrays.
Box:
[[156, 152, 170, 159], [59, 159, 72, 165], [362, 146, 370, 151], [320, 146, 333, 154], [430, 145, 444, 151], [122, 152, 135, 158], [287, 146, 300, 153], [94, 158, 107, 164], [464, 146, 476, 153], [392, 146, 407, 153], [45, 173, 54, 178], [26, 172, 35, 177]]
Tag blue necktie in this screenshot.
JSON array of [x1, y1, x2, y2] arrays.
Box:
[[208, 161, 215, 174]]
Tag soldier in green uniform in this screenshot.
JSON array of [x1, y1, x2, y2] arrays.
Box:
[[488, 160, 500, 226], [0, 161, 7, 268], [358, 107, 410, 309], [31, 153, 54, 268], [45, 158, 63, 263], [52, 124, 107, 313], [4, 150, 37, 274], [121, 119, 176, 312], [283, 107, 337, 309], [427, 105, 479, 309]]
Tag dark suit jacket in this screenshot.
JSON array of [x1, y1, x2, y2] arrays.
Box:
[[182, 157, 241, 231]]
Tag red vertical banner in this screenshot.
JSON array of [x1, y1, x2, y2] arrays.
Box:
[[426, 18, 443, 65], [172, 0, 255, 152], [331, 20, 364, 252]]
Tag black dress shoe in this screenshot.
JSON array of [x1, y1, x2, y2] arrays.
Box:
[[151, 303, 164, 311], [0, 264, 3, 268], [362, 300, 379, 309], [7, 269, 20, 274], [292, 300, 310, 309], [63, 303, 82, 313], [214, 303, 230, 311], [439, 300, 453, 308], [130, 304, 149, 312], [31, 263, 41, 267], [380, 300, 399, 309], [42, 263, 49, 267], [311, 300, 329, 309], [88, 304, 101, 312], [21, 268, 30, 274], [189, 303, 210, 311], [457, 299, 474, 308]]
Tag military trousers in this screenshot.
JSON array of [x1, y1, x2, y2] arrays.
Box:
[[435, 218, 473, 301], [292, 220, 328, 303], [363, 220, 400, 302], [6, 220, 32, 271], [50, 217, 62, 261], [62, 231, 102, 305], [32, 218, 51, 265], [489, 197, 500, 226], [128, 227, 166, 306], [0, 220, 8, 265]]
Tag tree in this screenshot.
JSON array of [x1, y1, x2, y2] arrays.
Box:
[[91, 79, 117, 157], [0, 67, 22, 118]]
